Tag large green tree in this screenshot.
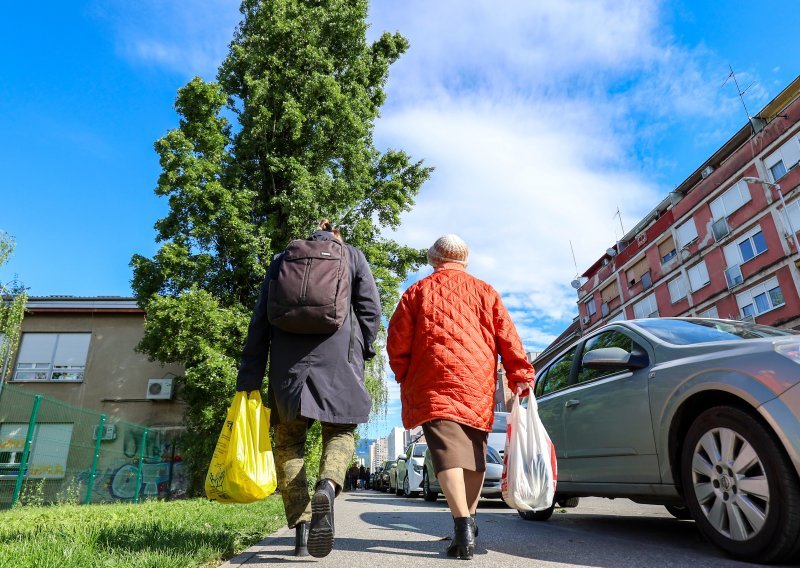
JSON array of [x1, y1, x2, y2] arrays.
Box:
[[131, 0, 431, 489]]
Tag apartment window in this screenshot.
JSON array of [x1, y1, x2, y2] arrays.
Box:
[[633, 293, 658, 319], [668, 275, 689, 303], [600, 282, 619, 304], [697, 306, 719, 319], [626, 257, 649, 287], [764, 134, 800, 182], [724, 265, 744, 289], [687, 261, 710, 292], [658, 236, 677, 264], [784, 201, 800, 236], [641, 271, 652, 290], [709, 180, 751, 220], [723, 226, 768, 268], [675, 218, 698, 249], [13, 333, 90, 382], [584, 296, 597, 318], [736, 277, 785, 319]]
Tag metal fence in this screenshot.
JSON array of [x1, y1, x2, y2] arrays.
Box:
[[0, 384, 187, 508]]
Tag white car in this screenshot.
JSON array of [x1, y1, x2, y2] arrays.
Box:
[[488, 411, 509, 458], [395, 441, 427, 497]]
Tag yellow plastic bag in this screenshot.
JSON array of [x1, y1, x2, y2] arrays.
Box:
[[205, 391, 277, 503]]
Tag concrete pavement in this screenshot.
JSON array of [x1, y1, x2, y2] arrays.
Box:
[[221, 490, 761, 567]]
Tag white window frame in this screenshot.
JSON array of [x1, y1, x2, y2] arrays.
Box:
[[687, 261, 710, 292], [667, 275, 689, 303], [736, 276, 785, 319], [675, 218, 699, 249], [13, 333, 90, 383], [584, 296, 597, 318], [764, 133, 800, 182], [784, 200, 800, 237], [723, 225, 768, 268], [697, 306, 719, 319], [632, 293, 659, 319], [709, 180, 751, 220]]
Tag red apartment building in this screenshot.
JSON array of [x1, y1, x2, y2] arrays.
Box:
[[576, 76, 800, 334]]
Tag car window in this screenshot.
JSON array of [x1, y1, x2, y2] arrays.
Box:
[[491, 413, 508, 433], [534, 367, 549, 398], [486, 446, 502, 464], [412, 444, 427, 457], [538, 347, 577, 395], [634, 318, 795, 344], [577, 331, 635, 384]]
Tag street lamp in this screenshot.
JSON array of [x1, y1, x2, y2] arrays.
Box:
[[743, 176, 800, 253]]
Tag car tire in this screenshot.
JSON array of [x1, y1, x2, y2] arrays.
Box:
[[680, 406, 800, 563], [664, 504, 692, 520], [422, 470, 438, 502], [557, 497, 580, 508], [518, 503, 555, 521], [403, 475, 413, 497]]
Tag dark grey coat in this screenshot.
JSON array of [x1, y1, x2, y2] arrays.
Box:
[[235, 231, 381, 425]]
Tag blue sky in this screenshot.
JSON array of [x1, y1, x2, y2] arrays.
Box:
[[2, 1, 800, 439]]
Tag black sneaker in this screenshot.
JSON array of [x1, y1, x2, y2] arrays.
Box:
[[294, 522, 309, 557], [308, 479, 336, 558]]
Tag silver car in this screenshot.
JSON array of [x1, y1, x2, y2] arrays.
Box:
[[530, 317, 800, 563], [422, 445, 504, 501]]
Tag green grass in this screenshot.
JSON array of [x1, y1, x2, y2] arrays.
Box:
[[0, 496, 285, 568]]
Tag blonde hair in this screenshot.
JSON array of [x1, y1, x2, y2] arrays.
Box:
[[318, 218, 343, 241]]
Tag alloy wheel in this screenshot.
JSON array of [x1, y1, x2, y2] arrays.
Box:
[[690, 426, 769, 541]]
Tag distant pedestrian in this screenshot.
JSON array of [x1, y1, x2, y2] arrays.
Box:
[[349, 464, 360, 491], [236, 219, 381, 558], [387, 234, 535, 560], [358, 465, 366, 489]]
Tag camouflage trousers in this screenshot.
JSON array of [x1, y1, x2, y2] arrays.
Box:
[[273, 417, 356, 528]]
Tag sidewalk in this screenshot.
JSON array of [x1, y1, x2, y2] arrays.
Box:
[[219, 490, 745, 567]]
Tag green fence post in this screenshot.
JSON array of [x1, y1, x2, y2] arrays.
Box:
[[85, 414, 106, 505], [133, 427, 148, 504], [12, 395, 41, 507]]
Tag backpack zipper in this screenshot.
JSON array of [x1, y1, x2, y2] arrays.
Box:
[[300, 258, 312, 304]]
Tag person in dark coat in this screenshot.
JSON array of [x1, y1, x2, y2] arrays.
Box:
[[236, 220, 381, 558]]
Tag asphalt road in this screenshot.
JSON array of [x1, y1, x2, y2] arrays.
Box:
[[221, 489, 766, 567]]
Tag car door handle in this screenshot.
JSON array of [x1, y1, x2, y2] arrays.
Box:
[[565, 399, 581, 408]]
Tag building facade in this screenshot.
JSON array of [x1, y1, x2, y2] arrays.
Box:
[[4, 297, 185, 427], [386, 426, 404, 461], [369, 437, 388, 471], [575, 76, 800, 335]]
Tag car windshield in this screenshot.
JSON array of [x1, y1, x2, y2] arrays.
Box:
[[491, 413, 507, 433], [412, 444, 427, 457], [384, 461, 395, 469], [486, 446, 502, 465], [635, 318, 795, 345]]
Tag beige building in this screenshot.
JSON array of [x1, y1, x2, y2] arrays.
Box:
[[5, 297, 185, 428]]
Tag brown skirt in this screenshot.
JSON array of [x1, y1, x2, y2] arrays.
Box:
[[422, 419, 489, 474]]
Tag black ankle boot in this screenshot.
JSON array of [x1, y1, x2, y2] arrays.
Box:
[[294, 522, 309, 557], [308, 479, 336, 558], [472, 514, 478, 538], [446, 516, 475, 560]]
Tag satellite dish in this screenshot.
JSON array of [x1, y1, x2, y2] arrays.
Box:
[[606, 248, 617, 257], [570, 279, 582, 289]]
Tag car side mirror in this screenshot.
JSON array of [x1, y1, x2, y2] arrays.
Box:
[[582, 347, 648, 370]]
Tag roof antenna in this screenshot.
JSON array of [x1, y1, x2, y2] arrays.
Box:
[[569, 240, 579, 276], [723, 65, 758, 130]]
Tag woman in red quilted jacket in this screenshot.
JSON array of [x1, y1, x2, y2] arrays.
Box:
[[387, 234, 535, 560]]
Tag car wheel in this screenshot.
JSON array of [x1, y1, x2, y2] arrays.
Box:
[[680, 406, 800, 563], [518, 503, 555, 521], [664, 504, 692, 520], [422, 470, 438, 502], [557, 497, 580, 508], [403, 475, 413, 497]]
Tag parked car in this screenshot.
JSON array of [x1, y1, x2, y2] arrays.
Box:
[[422, 445, 505, 501], [528, 317, 800, 563], [375, 460, 395, 492], [395, 441, 427, 497], [488, 411, 508, 458], [388, 459, 401, 494]]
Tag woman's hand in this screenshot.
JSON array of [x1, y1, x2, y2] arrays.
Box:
[[514, 381, 534, 397]]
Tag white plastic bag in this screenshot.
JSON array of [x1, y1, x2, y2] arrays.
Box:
[[501, 394, 557, 511]]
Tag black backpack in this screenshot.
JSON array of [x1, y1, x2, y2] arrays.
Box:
[[267, 238, 351, 334]]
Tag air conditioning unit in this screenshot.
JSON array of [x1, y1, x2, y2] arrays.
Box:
[[147, 378, 174, 400], [701, 165, 715, 178], [581, 316, 590, 325], [93, 423, 117, 441]]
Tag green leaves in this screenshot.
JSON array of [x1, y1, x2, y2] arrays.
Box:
[[131, 0, 431, 492]]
